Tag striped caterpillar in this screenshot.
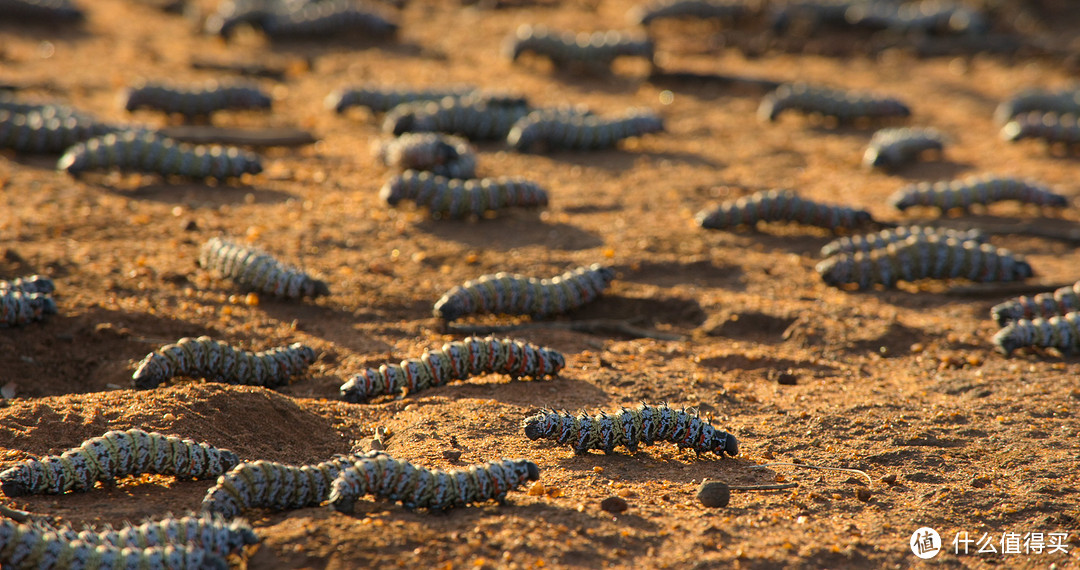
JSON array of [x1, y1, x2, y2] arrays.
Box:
[[38, 513, 258, 559], [820, 225, 985, 258], [131, 336, 317, 389], [993, 313, 1080, 356], [0, 0, 85, 22], [339, 336, 565, 403], [991, 281, 1080, 327], [58, 131, 264, 181], [887, 175, 1068, 212], [696, 189, 874, 233], [522, 402, 739, 457], [504, 24, 655, 71], [328, 454, 539, 513], [380, 170, 549, 219], [433, 263, 616, 322], [0, 526, 226, 570], [0, 290, 57, 328], [200, 451, 382, 519], [815, 235, 1033, 290], [198, 236, 330, 300], [261, 0, 399, 40], [628, 0, 748, 26], [994, 87, 1080, 126], [124, 81, 272, 119], [0, 274, 55, 295], [326, 84, 479, 114], [0, 109, 120, 154], [507, 108, 664, 152], [374, 133, 477, 179], [1001, 111, 1080, 146], [383, 97, 532, 140], [843, 1, 987, 35], [758, 83, 911, 124], [863, 127, 947, 169], [0, 93, 85, 120], [0, 428, 239, 497]]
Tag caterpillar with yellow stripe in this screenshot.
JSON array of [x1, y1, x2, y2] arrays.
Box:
[[758, 83, 911, 124], [38, 513, 258, 559], [819, 225, 985, 258], [991, 280, 1080, 326], [887, 175, 1068, 212], [507, 108, 664, 152], [374, 133, 477, 179], [863, 127, 947, 169], [58, 131, 263, 181], [131, 336, 317, 389], [380, 171, 549, 219], [124, 81, 272, 120], [993, 312, 1080, 356], [696, 189, 874, 233], [504, 24, 654, 71], [199, 237, 330, 300]]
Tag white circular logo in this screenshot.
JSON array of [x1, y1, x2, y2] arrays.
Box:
[[910, 527, 942, 559]]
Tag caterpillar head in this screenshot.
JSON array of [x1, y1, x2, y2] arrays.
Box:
[[991, 325, 1024, 356], [0, 466, 31, 497], [815, 256, 854, 288], [717, 432, 738, 457], [522, 413, 550, 441]]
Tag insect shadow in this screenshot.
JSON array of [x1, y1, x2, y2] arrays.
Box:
[[102, 183, 295, 207], [613, 258, 744, 290], [415, 219, 604, 251], [432, 375, 609, 410]]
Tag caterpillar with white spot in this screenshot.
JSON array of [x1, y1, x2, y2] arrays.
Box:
[[380, 171, 549, 219], [200, 451, 382, 519], [39, 513, 258, 559], [994, 87, 1080, 126], [0, 290, 57, 328], [993, 312, 1080, 355], [863, 127, 946, 169], [58, 131, 264, 181], [261, 0, 398, 40], [0, 526, 227, 570], [339, 336, 565, 403], [0, 110, 121, 154], [507, 108, 664, 152], [124, 81, 272, 120], [0, 0, 85, 22], [758, 83, 911, 124], [628, 0, 748, 26], [0, 428, 239, 497], [887, 175, 1069, 212], [433, 263, 616, 322], [523, 402, 739, 457], [815, 234, 1033, 290], [131, 335, 317, 389], [1001, 111, 1080, 146], [504, 24, 655, 71], [383, 97, 533, 140], [696, 189, 874, 233], [374, 133, 477, 179], [328, 454, 539, 514], [820, 225, 985, 258], [326, 84, 479, 114], [0, 275, 55, 295], [991, 280, 1080, 327], [198, 236, 330, 299]]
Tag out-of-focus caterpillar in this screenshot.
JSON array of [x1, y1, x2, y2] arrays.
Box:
[[863, 127, 946, 169], [200, 451, 383, 519], [326, 84, 479, 114], [504, 24, 655, 71], [131, 336, 317, 390], [522, 402, 739, 457], [0, 428, 239, 497], [433, 263, 616, 322], [696, 189, 874, 233], [887, 175, 1069, 212], [628, 0, 748, 26], [507, 108, 664, 152], [991, 281, 1080, 327], [0, 525, 227, 570], [994, 87, 1080, 126], [374, 133, 477, 179], [0, 0, 85, 22], [820, 225, 985, 258], [815, 235, 1033, 290], [58, 131, 264, 181], [757, 83, 911, 124], [327, 454, 539, 513], [0, 274, 55, 295], [0, 290, 57, 328], [844, 0, 987, 35], [0, 93, 85, 119], [380, 171, 549, 219], [124, 81, 272, 119], [769, 0, 858, 33], [203, 0, 283, 37], [40, 513, 258, 559], [1001, 111, 1080, 146], [261, 0, 399, 40], [0, 109, 121, 154], [339, 336, 565, 403], [383, 96, 533, 140], [198, 236, 330, 300], [992, 312, 1080, 356]]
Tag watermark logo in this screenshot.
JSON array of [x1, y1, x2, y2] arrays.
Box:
[[911, 527, 942, 559]]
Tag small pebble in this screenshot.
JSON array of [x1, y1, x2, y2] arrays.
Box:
[[881, 474, 897, 485], [776, 373, 798, 385], [970, 476, 991, 488], [442, 449, 462, 462], [696, 481, 731, 508], [600, 496, 628, 514]]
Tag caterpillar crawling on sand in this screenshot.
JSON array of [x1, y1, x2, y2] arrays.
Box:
[[863, 127, 946, 169], [374, 133, 477, 179], [1001, 111, 1080, 146], [380, 171, 549, 219], [131, 336, 317, 389], [628, 0, 748, 26], [504, 24, 654, 70], [0, 110, 121, 154], [507, 107, 664, 152], [0, 275, 55, 295], [820, 226, 985, 258], [261, 0, 398, 39], [758, 83, 910, 124], [0, 525, 227, 570], [888, 175, 1068, 212], [40, 513, 258, 559], [696, 189, 874, 233], [0, 93, 85, 120], [0, 0, 85, 22], [991, 281, 1080, 326], [58, 131, 264, 181], [993, 313, 1080, 355], [124, 81, 272, 119], [994, 87, 1080, 126], [326, 84, 479, 114], [199, 237, 330, 300], [0, 290, 57, 328], [383, 97, 533, 140]]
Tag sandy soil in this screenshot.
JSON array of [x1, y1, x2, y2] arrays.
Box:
[[1, 0, 1080, 568]]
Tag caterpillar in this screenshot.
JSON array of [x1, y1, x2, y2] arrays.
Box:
[[383, 97, 533, 140], [380, 170, 549, 219], [339, 336, 565, 403], [887, 175, 1068, 212], [0, 274, 55, 295], [993, 312, 1080, 356], [1001, 111, 1080, 146], [433, 263, 616, 322], [0, 109, 121, 154], [0, 0, 85, 22], [843, 1, 987, 35], [815, 235, 1033, 290], [769, 0, 859, 33], [131, 336, 317, 390], [124, 81, 273, 119], [863, 127, 946, 169], [200, 451, 382, 519], [819, 225, 985, 258], [0, 428, 239, 497], [696, 189, 874, 233], [504, 24, 655, 71], [198, 236, 330, 299], [628, 0, 748, 26], [994, 87, 1080, 126], [507, 108, 664, 152], [261, 0, 399, 40], [39, 513, 258, 559], [522, 402, 739, 457], [326, 84, 479, 114], [0, 93, 85, 120], [0, 526, 227, 570], [0, 290, 57, 328], [203, 0, 283, 37], [757, 83, 911, 124], [327, 455, 539, 514], [990, 280, 1080, 327], [58, 131, 264, 181], [374, 133, 477, 179]]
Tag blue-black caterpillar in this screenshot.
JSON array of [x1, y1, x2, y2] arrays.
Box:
[[887, 175, 1069, 212], [327, 454, 539, 514], [0, 110, 121, 154], [383, 97, 532, 140], [58, 131, 264, 181], [200, 451, 382, 519], [863, 127, 946, 169], [991, 281, 1080, 327], [1001, 111, 1080, 146], [628, 0, 748, 26], [820, 225, 985, 258], [0, 274, 55, 295], [696, 189, 874, 233], [843, 1, 987, 35], [339, 336, 565, 403], [380, 170, 549, 219], [0, 525, 227, 570], [124, 81, 272, 119], [504, 24, 655, 71], [815, 235, 1033, 290], [0, 290, 57, 328], [507, 108, 664, 152], [39, 513, 258, 559], [0, 93, 85, 120], [758, 83, 911, 124], [769, 0, 858, 33], [522, 402, 739, 457], [994, 87, 1080, 126], [433, 263, 616, 322], [131, 335, 317, 389], [326, 84, 478, 114], [0, 0, 85, 22], [374, 133, 477, 179], [0, 428, 239, 497], [993, 312, 1080, 356], [198, 236, 330, 299], [261, 0, 398, 40]]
